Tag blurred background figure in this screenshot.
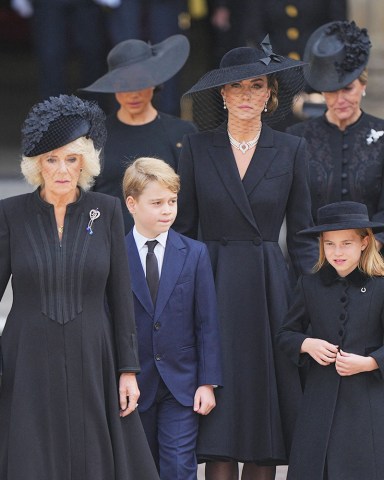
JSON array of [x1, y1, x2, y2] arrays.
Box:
[[103, 0, 189, 115], [287, 20, 384, 252], [82, 34, 197, 233], [11, 0, 107, 100]]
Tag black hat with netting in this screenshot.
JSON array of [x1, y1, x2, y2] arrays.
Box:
[[182, 35, 307, 130]]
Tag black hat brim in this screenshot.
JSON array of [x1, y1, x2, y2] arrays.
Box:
[[299, 221, 384, 236], [81, 35, 189, 93]]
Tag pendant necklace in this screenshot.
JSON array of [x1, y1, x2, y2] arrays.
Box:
[[228, 126, 262, 154], [58, 225, 64, 234]]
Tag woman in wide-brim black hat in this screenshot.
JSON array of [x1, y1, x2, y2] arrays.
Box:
[[0, 94, 160, 480], [277, 202, 384, 479], [81, 34, 197, 234], [173, 36, 317, 479], [287, 21, 384, 252]]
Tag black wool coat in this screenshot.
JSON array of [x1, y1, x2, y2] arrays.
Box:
[[174, 124, 317, 463], [277, 266, 384, 480], [0, 190, 159, 480]]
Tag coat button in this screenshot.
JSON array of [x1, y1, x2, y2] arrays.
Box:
[[340, 296, 346, 303], [154, 322, 161, 331], [220, 237, 228, 246], [253, 237, 262, 246], [155, 354, 162, 361], [338, 330, 343, 336], [342, 144, 349, 150], [341, 188, 348, 195], [339, 313, 346, 321]]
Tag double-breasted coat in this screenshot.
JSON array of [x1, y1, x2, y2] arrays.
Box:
[[174, 124, 317, 463], [277, 265, 384, 480], [0, 190, 159, 480]]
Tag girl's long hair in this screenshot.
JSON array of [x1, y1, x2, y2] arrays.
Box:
[[314, 228, 384, 276]]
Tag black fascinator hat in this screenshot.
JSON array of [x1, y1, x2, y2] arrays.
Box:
[[299, 201, 384, 236], [22, 94, 107, 157], [182, 35, 306, 130], [304, 20, 371, 92]]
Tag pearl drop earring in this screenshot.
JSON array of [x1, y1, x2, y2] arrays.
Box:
[[223, 98, 227, 110], [264, 101, 268, 112], [362, 90, 366, 97]]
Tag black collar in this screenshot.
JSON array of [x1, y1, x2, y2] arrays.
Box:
[[319, 263, 369, 287]]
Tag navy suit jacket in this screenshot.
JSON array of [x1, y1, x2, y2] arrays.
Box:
[[125, 228, 223, 412]]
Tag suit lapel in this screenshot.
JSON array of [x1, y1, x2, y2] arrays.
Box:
[[155, 230, 187, 320], [125, 232, 154, 315], [242, 125, 278, 196], [209, 131, 258, 229]]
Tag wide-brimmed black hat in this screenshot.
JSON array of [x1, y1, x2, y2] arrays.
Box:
[[304, 21, 371, 92], [299, 201, 384, 236], [21, 95, 106, 157], [81, 34, 189, 93], [182, 35, 306, 129]]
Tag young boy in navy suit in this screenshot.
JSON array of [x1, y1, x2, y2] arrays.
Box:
[[123, 157, 222, 480]]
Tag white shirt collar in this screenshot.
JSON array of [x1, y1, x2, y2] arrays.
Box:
[[132, 226, 168, 250]]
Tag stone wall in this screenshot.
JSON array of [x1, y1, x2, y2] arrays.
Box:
[[349, 0, 384, 117]]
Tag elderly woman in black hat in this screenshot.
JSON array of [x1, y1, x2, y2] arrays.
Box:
[[287, 21, 384, 250], [82, 34, 197, 233], [173, 37, 317, 479], [278, 201, 384, 480], [0, 95, 159, 480]]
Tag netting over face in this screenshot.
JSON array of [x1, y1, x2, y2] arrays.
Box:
[[181, 66, 305, 132]]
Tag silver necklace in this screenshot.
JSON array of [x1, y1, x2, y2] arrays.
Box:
[[227, 127, 261, 154]]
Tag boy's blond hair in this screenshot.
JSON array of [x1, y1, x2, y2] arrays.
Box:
[[123, 157, 180, 199], [314, 228, 384, 276]]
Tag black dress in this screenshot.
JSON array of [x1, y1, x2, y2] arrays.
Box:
[[174, 124, 317, 464], [287, 112, 384, 244], [93, 112, 197, 233], [277, 266, 384, 480], [0, 189, 159, 480]]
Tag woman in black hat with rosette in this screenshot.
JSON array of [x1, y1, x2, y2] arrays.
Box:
[[278, 201, 384, 479], [82, 34, 197, 233], [173, 37, 317, 479], [287, 21, 384, 251], [0, 95, 159, 480]]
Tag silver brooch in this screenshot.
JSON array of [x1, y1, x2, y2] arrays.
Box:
[[86, 208, 100, 235], [361, 287, 366, 293], [366, 129, 384, 145]]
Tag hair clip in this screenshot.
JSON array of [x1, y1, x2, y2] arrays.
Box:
[[86, 208, 100, 235]]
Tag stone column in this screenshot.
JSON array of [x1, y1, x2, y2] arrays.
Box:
[[348, 0, 384, 117]]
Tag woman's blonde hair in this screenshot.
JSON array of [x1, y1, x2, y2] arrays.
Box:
[[123, 156, 180, 200], [20, 136, 101, 191], [358, 68, 368, 86], [314, 228, 384, 276]]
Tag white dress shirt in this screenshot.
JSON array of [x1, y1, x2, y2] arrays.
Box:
[[132, 227, 168, 278]]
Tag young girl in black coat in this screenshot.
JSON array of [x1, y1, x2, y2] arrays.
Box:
[[277, 201, 384, 480]]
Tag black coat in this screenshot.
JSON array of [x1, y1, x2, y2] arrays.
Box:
[[287, 113, 384, 245], [0, 190, 159, 480], [174, 124, 317, 463], [93, 112, 197, 233], [277, 266, 384, 480]]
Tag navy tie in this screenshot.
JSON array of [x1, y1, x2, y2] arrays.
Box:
[[146, 240, 159, 304]]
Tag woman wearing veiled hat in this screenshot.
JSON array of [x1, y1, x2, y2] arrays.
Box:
[[0, 95, 159, 480], [173, 37, 317, 479], [82, 34, 197, 234], [287, 21, 384, 251]]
